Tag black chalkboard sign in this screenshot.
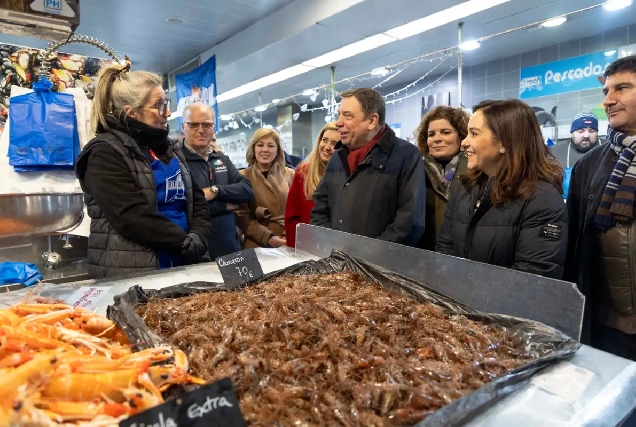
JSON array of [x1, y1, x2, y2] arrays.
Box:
[[120, 377, 245, 427], [215, 248, 264, 289]]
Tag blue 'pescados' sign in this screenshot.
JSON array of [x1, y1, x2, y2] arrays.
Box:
[[519, 50, 618, 99]]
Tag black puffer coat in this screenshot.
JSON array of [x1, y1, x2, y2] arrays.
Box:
[[435, 177, 568, 279]]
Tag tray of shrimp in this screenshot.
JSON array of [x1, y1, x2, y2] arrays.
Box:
[[0, 301, 206, 426], [108, 250, 581, 427]]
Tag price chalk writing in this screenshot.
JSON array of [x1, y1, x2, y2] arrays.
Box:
[[119, 377, 245, 427], [216, 248, 264, 289]]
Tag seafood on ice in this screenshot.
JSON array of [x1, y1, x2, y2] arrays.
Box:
[[0, 302, 205, 426], [138, 271, 539, 426]]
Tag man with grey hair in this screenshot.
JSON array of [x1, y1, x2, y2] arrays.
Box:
[[182, 103, 254, 259], [311, 88, 426, 245]]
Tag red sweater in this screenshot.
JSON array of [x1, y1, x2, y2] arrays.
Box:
[[285, 163, 314, 248]]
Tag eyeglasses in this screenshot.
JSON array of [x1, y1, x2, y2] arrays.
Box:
[[186, 122, 214, 130], [143, 100, 170, 117]]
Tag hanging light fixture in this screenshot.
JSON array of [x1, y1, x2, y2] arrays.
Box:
[[458, 40, 481, 51], [541, 16, 567, 27], [603, 0, 633, 11]]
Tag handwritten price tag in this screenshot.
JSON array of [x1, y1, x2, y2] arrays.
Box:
[[216, 248, 264, 289], [66, 286, 109, 310]]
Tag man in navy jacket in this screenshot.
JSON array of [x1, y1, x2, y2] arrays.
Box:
[[182, 104, 253, 259], [310, 88, 426, 245]]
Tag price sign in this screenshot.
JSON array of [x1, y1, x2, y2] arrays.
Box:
[[216, 248, 264, 289], [120, 377, 245, 427]]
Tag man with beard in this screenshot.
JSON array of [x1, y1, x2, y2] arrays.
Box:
[[552, 112, 602, 169], [553, 112, 602, 198]]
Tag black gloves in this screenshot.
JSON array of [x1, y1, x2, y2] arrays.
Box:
[[181, 233, 208, 265]]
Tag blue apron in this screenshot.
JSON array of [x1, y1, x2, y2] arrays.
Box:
[[563, 167, 573, 199], [149, 150, 189, 269]]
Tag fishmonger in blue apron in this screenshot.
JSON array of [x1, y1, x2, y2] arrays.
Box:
[[149, 149, 188, 269]]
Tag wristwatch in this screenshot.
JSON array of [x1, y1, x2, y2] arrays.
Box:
[[211, 185, 219, 195]]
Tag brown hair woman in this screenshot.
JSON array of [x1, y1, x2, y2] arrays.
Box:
[[436, 99, 568, 279], [415, 106, 470, 250]]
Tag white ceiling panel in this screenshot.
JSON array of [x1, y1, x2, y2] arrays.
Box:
[[0, 0, 299, 71], [1, 0, 634, 117], [216, 0, 636, 114]]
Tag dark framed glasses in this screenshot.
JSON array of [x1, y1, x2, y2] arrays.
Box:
[[186, 122, 214, 130], [143, 100, 170, 116]]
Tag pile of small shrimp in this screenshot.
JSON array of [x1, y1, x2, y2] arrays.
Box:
[[138, 272, 537, 426], [0, 302, 205, 426]]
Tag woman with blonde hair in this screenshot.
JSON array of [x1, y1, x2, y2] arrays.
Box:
[[236, 127, 295, 248], [75, 64, 211, 278], [285, 122, 339, 247]]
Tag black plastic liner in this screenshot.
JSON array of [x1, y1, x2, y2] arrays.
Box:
[[108, 250, 581, 427]]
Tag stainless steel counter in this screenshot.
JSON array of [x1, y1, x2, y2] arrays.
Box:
[[0, 246, 634, 426]]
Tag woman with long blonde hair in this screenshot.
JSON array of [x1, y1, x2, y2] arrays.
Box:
[[285, 122, 339, 247], [75, 65, 211, 278], [236, 127, 295, 248]]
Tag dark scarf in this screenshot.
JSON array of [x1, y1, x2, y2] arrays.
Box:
[[424, 154, 460, 192], [594, 127, 636, 231], [102, 115, 170, 154]]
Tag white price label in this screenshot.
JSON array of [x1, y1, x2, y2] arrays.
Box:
[[531, 361, 594, 401], [66, 286, 110, 310]]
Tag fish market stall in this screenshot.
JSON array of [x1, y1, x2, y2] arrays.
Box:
[[1, 229, 635, 425]]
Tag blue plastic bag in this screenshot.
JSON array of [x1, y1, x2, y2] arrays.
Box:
[[8, 77, 79, 171], [563, 167, 573, 199], [0, 262, 43, 287]]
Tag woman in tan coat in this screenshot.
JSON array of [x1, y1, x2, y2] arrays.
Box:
[[416, 106, 470, 250], [236, 128, 295, 249]]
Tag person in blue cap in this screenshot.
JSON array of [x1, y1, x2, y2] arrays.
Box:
[[552, 112, 602, 169], [553, 112, 603, 198]]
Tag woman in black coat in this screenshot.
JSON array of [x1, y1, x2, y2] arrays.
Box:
[[435, 99, 568, 279]]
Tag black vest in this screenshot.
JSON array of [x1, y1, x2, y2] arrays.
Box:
[[78, 129, 194, 279]]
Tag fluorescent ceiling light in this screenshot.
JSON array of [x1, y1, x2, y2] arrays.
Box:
[[216, 64, 315, 102], [459, 40, 481, 50], [541, 16, 567, 27], [272, 98, 281, 104], [302, 89, 316, 96], [219, 114, 233, 121], [216, 0, 513, 103], [605, 49, 617, 56], [301, 34, 397, 68], [603, 0, 633, 11], [254, 105, 267, 112], [385, 0, 511, 40], [371, 67, 390, 76]]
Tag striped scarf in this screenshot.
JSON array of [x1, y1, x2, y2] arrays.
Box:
[[594, 128, 636, 231]]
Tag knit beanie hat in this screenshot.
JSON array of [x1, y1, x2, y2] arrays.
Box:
[[570, 112, 599, 133]]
